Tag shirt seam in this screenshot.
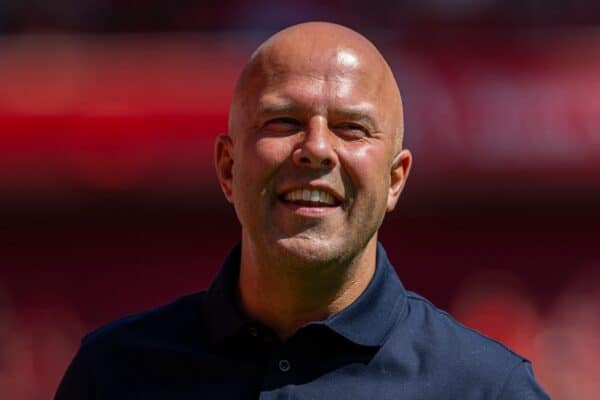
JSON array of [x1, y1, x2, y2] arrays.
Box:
[[378, 289, 409, 344], [405, 293, 529, 362]]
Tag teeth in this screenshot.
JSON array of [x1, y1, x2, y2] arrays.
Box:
[[320, 191, 334, 204], [302, 190, 311, 201], [284, 189, 337, 205]]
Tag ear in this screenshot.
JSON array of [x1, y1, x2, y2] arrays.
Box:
[[386, 149, 412, 212], [214, 134, 235, 203]]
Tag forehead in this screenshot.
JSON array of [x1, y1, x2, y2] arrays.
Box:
[[251, 47, 387, 115]]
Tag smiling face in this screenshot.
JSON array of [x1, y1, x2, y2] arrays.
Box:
[[216, 23, 411, 268]]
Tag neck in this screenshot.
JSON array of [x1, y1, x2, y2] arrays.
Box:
[[238, 235, 378, 340]]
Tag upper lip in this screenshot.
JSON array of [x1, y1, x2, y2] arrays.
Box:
[[277, 183, 344, 203]]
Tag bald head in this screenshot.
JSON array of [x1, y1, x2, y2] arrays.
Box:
[[229, 22, 404, 152]]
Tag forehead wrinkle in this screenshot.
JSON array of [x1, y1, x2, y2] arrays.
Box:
[[258, 85, 380, 122], [259, 63, 379, 107]]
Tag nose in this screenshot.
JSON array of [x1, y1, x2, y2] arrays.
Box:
[[292, 118, 338, 169]]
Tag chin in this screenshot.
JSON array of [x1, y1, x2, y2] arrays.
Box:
[[273, 234, 357, 269]]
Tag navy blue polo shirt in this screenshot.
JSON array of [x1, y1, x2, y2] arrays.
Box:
[[55, 243, 550, 399]]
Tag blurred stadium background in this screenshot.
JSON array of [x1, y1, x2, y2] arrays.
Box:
[[1, 1, 599, 399]]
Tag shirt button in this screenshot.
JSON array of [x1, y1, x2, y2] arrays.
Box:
[[278, 359, 291, 372]]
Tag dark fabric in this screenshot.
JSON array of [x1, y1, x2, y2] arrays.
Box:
[[55, 243, 550, 399]]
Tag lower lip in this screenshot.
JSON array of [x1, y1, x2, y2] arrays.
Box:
[[278, 200, 340, 217]]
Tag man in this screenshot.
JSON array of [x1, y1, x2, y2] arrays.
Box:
[[56, 22, 549, 399]]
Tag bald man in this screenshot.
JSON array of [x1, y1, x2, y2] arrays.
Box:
[[55, 23, 549, 399]]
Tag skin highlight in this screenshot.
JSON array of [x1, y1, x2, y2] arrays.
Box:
[[215, 22, 412, 339]]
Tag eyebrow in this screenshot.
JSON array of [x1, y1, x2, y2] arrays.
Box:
[[329, 107, 380, 132], [256, 100, 303, 117], [256, 99, 380, 131]]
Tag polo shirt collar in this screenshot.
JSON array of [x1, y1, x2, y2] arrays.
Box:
[[314, 242, 408, 347], [203, 242, 408, 347]]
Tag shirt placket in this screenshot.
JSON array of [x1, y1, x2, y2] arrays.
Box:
[[258, 342, 297, 400]]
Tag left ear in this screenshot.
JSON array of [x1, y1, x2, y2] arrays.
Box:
[[386, 149, 412, 212]]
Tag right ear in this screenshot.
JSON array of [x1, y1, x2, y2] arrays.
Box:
[[214, 134, 234, 203]]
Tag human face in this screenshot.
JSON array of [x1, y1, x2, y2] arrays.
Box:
[[216, 43, 411, 267]]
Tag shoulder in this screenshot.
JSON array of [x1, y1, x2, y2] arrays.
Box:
[[80, 291, 207, 358], [389, 291, 545, 398], [404, 291, 525, 363], [55, 292, 209, 398]]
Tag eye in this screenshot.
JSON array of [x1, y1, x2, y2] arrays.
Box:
[[332, 122, 368, 139], [263, 117, 302, 133]]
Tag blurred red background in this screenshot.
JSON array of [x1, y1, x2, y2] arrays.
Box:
[[1, 2, 599, 399]]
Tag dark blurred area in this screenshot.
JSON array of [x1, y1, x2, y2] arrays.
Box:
[[1, 1, 599, 399], [2, 0, 600, 32]]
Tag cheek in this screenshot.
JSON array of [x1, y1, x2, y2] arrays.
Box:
[[339, 143, 391, 192], [255, 136, 295, 165], [338, 143, 392, 223], [232, 136, 294, 196]]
